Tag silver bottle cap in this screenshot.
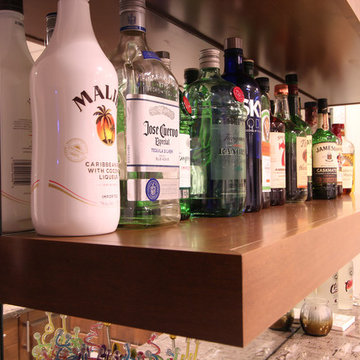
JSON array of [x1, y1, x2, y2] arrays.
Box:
[[199, 48, 220, 69], [119, 0, 145, 12], [224, 37, 243, 50]]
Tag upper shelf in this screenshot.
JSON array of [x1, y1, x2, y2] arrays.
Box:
[[24, 0, 360, 105], [0, 196, 359, 347]]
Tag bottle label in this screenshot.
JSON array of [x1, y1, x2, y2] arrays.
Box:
[[336, 144, 343, 185], [142, 51, 160, 60], [127, 178, 179, 201], [179, 133, 190, 189], [120, 10, 146, 32], [342, 153, 354, 189], [243, 94, 261, 159], [306, 135, 312, 177], [126, 94, 180, 168], [312, 142, 337, 185], [270, 132, 285, 188], [261, 109, 271, 192], [296, 137, 308, 188], [210, 124, 246, 180]]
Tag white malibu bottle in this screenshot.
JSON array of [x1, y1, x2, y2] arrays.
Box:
[[30, 0, 120, 236], [0, 0, 33, 233]]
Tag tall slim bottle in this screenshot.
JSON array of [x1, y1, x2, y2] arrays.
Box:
[[156, 51, 191, 220], [256, 77, 271, 208], [111, 0, 180, 226], [0, 0, 33, 233], [186, 49, 247, 216], [286, 74, 312, 200], [270, 85, 287, 206], [222, 37, 261, 212], [30, 0, 120, 236], [312, 99, 337, 200]]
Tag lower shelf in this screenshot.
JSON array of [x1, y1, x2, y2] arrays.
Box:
[[0, 196, 359, 347]]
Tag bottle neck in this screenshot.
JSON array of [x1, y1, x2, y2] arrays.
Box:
[[0, 10, 27, 49], [50, 0, 96, 44], [287, 84, 301, 118], [223, 48, 244, 74], [200, 67, 221, 79], [318, 112, 329, 131], [274, 94, 290, 122]]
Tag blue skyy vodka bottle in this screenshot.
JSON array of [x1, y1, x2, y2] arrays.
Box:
[[186, 49, 247, 217], [222, 37, 262, 212]]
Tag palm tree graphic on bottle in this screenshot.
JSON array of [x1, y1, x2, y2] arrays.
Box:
[[94, 105, 115, 145]]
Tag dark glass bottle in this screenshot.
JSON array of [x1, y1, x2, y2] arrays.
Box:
[[256, 77, 271, 208], [270, 85, 287, 206], [285, 73, 312, 201], [243, 59, 255, 78], [312, 99, 337, 199], [222, 37, 262, 212], [186, 48, 247, 216], [304, 101, 318, 135]]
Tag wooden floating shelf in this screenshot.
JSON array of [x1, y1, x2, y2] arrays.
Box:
[[0, 196, 359, 347]]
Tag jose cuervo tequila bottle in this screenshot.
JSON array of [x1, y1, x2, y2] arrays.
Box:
[[111, 0, 180, 226], [30, 0, 120, 236], [186, 49, 247, 217], [0, 0, 33, 233]]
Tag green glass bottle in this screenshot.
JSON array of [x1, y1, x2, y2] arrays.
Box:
[[186, 49, 247, 216], [312, 98, 337, 199], [285, 73, 312, 200]]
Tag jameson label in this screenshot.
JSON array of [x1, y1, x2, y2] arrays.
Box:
[[270, 132, 285, 189], [306, 135, 312, 177], [342, 153, 354, 189], [211, 124, 245, 180], [261, 109, 271, 192], [312, 142, 337, 185], [296, 137, 307, 188], [126, 94, 179, 168]]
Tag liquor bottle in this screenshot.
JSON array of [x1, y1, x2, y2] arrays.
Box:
[[186, 48, 247, 217], [184, 68, 200, 89], [30, 0, 120, 236], [45, 12, 57, 46], [256, 77, 271, 208], [304, 101, 318, 135], [329, 108, 343, 196], [270, 85, 287, 206], [111, 0, 180, 226], [0, 0, 33, 233], [312, 99, 337, 200], [337, 261, 353, 310], [222, 37, 261, 212], [243, 59, 255, 78], [316, 273, 338, 309], [286, 74, 312, 201], [156, 51, 191, 220]]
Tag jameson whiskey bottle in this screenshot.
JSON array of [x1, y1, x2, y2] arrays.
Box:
[[270, 85, 287, 206], [30, 0, 120, 235], [312, 99, 337, 200], [0, 0, 33, 233], [286, 74, 312, 201], [111, 0, 180, 226], [256, 77, 271, 208], [222, 37, 261, 212], [156, 51, 191, 220], [186, 49, 247, 216]]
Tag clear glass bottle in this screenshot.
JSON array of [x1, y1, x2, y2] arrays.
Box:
[[286, 73, 311, 201], [256, 77, 271, 209], [45, 12, 57, 46], [0, 0, 33, 233], [330, 108, 343, 196], [337, 261, 353, 310], [312, 99, 337, 200], [186, 49, 247, 217], [111, 0, 180, 226], [270, 85, 287, 206], [156, 51, 191, 221], [30, 0, 120, 236], [222, 37, 261, 212]]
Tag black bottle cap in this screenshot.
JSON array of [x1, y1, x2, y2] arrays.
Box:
[[184, 68, 200, 85], [285, 73, 298, 84], [255, 77, 270, 92], [317, 98, 328, 113], [304, 101, 317, 108], [0, 0, 23, 13], [155, 51, 170, 59]]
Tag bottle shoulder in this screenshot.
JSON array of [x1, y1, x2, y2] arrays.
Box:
[[312, 129, 337, 144]]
